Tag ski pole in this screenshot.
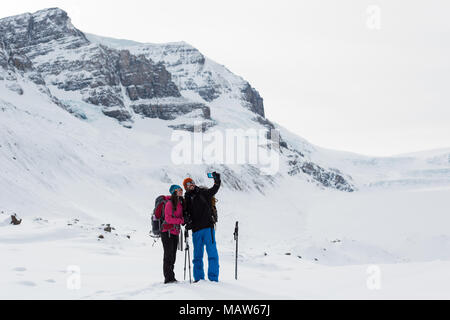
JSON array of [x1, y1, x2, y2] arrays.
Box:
[[184, 229, 192, 283], [188, 243, 192, 284], [179, 228, 184, 252], [184, 243, 187, 281], [234, 221, 239, 280]]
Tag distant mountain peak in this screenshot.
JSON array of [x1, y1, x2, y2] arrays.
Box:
[[0, 7, 71, 27], [0, 7, 87, 55], [30, 7, 68, 18], [0, 7, 355, 192]]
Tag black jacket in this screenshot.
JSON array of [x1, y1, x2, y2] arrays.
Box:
[[184, 181, 221, 233]]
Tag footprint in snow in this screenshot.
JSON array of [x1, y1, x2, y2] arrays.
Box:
[[13, 267, 27, 272], [17, 281, 37, 287]]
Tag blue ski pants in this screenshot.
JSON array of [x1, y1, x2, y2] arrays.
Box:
[[192, 228, 219, 282]]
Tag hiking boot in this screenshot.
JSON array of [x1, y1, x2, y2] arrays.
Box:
[[164, 279, 178, 284]]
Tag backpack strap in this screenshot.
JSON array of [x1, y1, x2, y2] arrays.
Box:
[[166, 198, 180, 238], [210, 227, 215, 244]]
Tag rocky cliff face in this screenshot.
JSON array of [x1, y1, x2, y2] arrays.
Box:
[[0, 8, 88, 57], [0, 8, 210, 126], [0, 8, 355, 192], [117, 50, 180, 101], [96, 39, 267, 118]]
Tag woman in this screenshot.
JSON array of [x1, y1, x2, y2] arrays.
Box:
[[161, 185, 185, 284]]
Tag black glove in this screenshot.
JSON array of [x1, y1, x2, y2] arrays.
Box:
[[213, 172, 221, 183], [184, 214, 193, 230]]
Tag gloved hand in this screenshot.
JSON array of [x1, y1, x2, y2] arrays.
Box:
[[213, 172, 221, 184], [184, 216, 193, 230]]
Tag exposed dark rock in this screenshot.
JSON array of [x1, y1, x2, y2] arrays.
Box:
[[137, 43, 219, 100], [198, 86, 220, 102], [0, 43, 8, 69], [0, 8, 89, 57], [27, 72, 46, 85], [254, 116, 289, 149], [168, 121, 216, 133], [288, 158, 355, 192], [10, 214, 22, 225], [118, 50, 180, 100], [132, 102, 210, 121], [102, 109, 132, 122], [1, 44, 45, 89], [8, 54, 33, 71], [242, 83, 265, 117]]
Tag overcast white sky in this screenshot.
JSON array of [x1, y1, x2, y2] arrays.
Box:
[[2, 0, 450, 156]]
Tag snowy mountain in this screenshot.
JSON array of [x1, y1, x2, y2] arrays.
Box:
[[1, 8, 450, 299], [0, 7, 354, 194]]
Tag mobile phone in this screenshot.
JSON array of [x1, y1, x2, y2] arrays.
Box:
[[207, 173, 214, 179]]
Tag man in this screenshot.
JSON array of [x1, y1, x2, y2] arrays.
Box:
[[183, 172, 221, 282]]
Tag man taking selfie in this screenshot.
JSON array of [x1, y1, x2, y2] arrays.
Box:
[[183, 172, 221, 283]]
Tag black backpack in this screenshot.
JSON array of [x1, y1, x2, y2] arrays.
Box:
[[211, 196, 218, 224], [198, 192, 219, 225], [150, 195, 170, 238]]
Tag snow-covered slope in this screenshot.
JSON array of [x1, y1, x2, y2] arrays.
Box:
[[310, 146, 450, 189], [1, 8, 450, 300]]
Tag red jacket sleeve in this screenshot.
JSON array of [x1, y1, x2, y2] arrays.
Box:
[[165, 201, 184, 225]]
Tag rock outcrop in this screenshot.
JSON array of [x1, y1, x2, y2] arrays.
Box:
[[0, 8, 210, 126], [121, 41, 267, 117], [10, 214, 22, 225], [242, 83, 265, 118]]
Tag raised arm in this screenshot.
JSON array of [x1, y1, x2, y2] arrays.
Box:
[[206, 173, 221, 197]]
